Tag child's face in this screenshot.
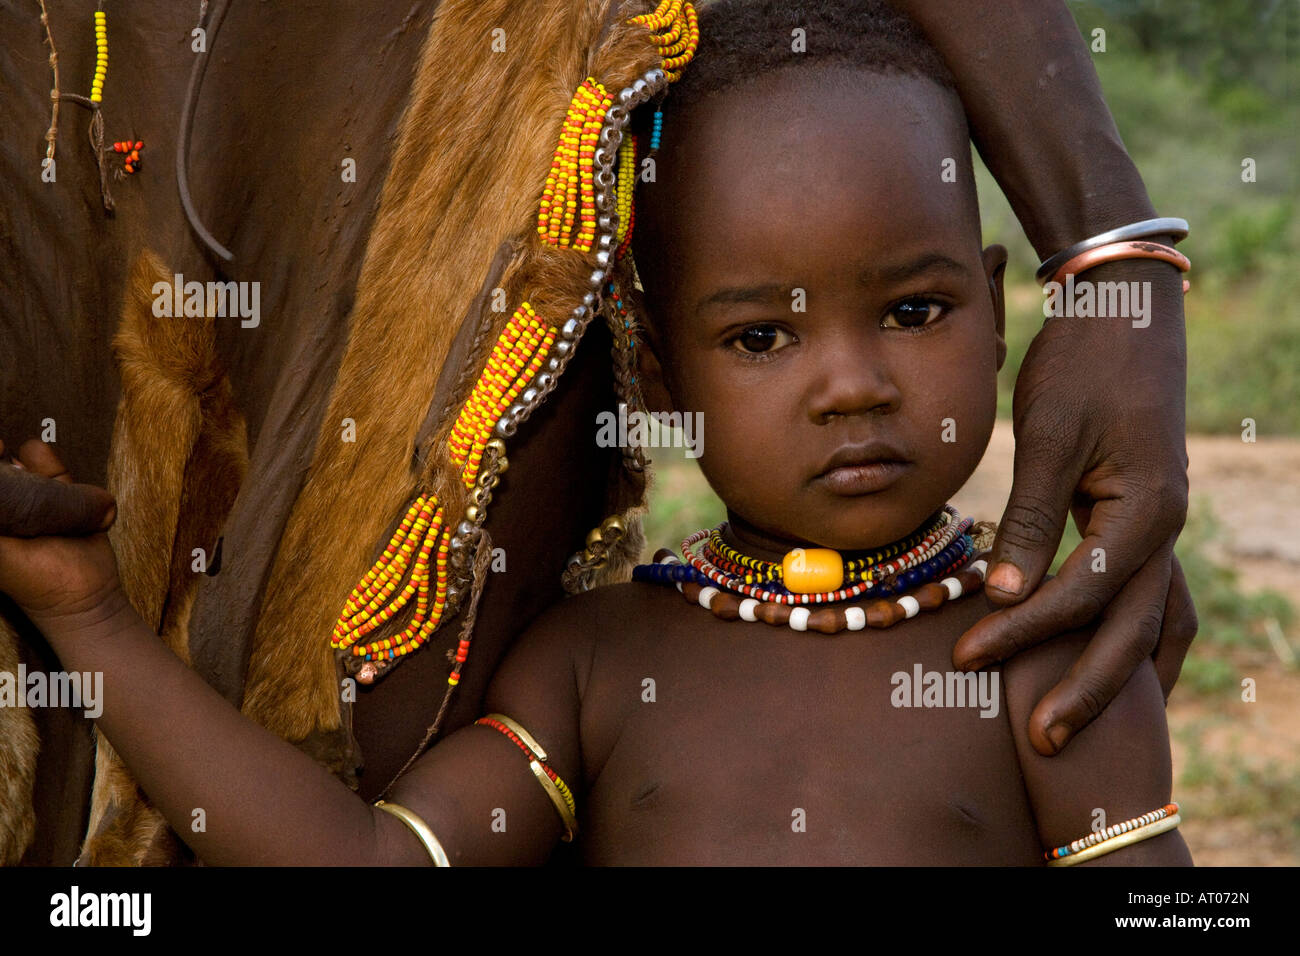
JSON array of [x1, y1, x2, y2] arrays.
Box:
[[635, 66, 1007, 559]]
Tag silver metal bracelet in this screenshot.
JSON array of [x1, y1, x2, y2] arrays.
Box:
[[1035, 217, 1189, 283]]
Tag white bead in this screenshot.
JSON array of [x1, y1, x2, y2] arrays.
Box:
[[738, 598, 759, 622], [844, 606, 867, 631], [898, 595, 920, 619], [788, 607, 810, 631], [970, 559, 988, 578], [941, 577, 962, 600], [698, 586, 719, 609]]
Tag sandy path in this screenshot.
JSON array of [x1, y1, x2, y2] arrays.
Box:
[[952, 421, 1300, 596]]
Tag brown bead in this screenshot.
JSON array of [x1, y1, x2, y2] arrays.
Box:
[[915, 582, 948, 610], [711, 592, 742, 620], [866, 599, 903, 628], [756, 601, 787, 625], [808, 607, 844, 634]]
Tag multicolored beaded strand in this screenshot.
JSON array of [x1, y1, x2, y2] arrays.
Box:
[[632, 506, 996, 633], [112, 139, 143, 174], [636, 546, 987, 633], [447, 301, 557, 489], [614, 132, 638, 261], [538, 77, 614, 252], [331, 495, 451, 681], [703, 509, 951, 586], [1045, 803, 1181, 863], [1045, 806, 1180, 863], [677, 511, 972, 606], [630, 0, 700, 83]]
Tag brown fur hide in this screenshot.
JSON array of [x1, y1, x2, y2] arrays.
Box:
[[67, 0, 662, 864], [241, 0, 658, 742], [0, 620, 39, 865], [79, 251, 249, 865]]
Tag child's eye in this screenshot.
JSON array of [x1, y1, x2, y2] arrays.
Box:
[[729, 324, 795, 355], [883, 298, 947, 330]]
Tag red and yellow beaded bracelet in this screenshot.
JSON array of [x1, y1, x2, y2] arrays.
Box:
[[476, 714, 578, 841]]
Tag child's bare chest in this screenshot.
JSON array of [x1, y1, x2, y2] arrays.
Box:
[[576, 587, 1042, 864]]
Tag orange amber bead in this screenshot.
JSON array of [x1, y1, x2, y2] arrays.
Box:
[[781, 547, 844, 593]]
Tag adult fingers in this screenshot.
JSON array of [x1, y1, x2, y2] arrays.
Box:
[[1023, 542, 1175, 755], [954, 461, 1173, 670], [982, 411, 1079, 604], [0, 446, 115, 537], [17, 438, 73, 483], [1152, 553, 1197, 702]]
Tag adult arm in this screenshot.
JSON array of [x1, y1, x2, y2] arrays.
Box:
[[888, 0, 1197, 754]]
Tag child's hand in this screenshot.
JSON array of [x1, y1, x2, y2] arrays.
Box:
[[0, 439, 124, 631]]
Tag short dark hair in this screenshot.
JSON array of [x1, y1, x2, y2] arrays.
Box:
[[634, 0, 957, 138], [625, 0, 969, 340]]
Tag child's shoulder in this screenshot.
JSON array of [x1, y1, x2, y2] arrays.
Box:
[[520, 579, 683, 644]]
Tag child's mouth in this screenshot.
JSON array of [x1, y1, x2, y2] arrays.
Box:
[[816, 460, 912, 495]]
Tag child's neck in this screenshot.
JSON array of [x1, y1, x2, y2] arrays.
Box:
[[719, 506, 949, 563]]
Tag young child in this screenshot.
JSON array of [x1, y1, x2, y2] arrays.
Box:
[[0, 0, 1190, 866]]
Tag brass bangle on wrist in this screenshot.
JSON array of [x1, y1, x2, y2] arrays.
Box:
[[375, 799, 452, 866]]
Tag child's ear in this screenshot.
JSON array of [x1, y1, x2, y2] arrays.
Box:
[[982, 244, 1009, 371], [635, 323, 677, 417]]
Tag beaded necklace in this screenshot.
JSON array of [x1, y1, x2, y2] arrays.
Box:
[[634, 509, 995, 634], [703, 507, 950, 585]]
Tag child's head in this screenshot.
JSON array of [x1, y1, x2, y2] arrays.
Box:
[[629, 0, 1008, 557]]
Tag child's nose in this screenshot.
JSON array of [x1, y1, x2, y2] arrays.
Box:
[[805, 339, 902, 422]]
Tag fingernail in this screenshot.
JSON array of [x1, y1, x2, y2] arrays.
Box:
[[987, 563, 1023, 596], [1045, 723, 1071, 753]]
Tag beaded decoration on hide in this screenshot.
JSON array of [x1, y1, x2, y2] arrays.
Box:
[[329, 0, 701, 693]]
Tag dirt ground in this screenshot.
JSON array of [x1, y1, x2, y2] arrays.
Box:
[[951, 422, 1300, 866]]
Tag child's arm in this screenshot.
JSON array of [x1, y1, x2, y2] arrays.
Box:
[[1002, 625, 1194, 866], [0, 443, 585, 865], [35, 585, 584, 865]]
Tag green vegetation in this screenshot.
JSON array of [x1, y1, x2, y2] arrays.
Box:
[[980, 0, 1299, 434]]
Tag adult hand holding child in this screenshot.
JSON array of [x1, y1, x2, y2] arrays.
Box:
[[892, 0, 1199, 755]]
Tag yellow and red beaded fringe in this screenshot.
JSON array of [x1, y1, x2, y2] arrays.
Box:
[[448, 302, 557, 489], [332, 1, 701, 684], [537, 78, 613, 251], [331, 495, 451, 662], [614, 133, 637, 260], [630, 0, 700, 82]]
